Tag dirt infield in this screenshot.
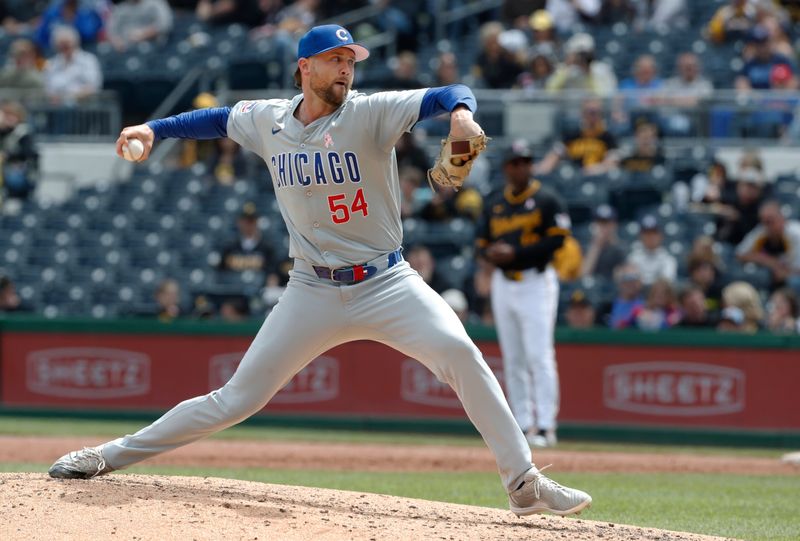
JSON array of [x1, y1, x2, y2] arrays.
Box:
[[0, 435, 796, 476], [0, 473, 733, 541], [5, 435, 791, 540]]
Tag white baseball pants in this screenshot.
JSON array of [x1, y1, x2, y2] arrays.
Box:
[[491, 266, 560, 433], [101, 260, 533, 491]]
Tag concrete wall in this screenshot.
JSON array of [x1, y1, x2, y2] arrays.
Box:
[[36, 143, 134, 204]]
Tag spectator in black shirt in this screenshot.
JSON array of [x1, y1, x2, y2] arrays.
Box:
[[536, 98, 619, 176], [677, 285, 718, 328], [620, 121, 665, 174], [218, 202, 278, 281], [716, 165, 768, 245], [581, 204, 626, 281], [472, 21, 523, 89]]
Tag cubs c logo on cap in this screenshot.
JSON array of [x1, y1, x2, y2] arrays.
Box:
[[297, 24, 370, 62]]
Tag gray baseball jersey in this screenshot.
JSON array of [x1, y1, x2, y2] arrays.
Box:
[[227, 89, 426, 268]]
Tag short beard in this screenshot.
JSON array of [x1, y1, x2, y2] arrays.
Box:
[[312, 80, 349, 107]]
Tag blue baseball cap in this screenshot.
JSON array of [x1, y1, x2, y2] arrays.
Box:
[[297, 25, 369, 62]]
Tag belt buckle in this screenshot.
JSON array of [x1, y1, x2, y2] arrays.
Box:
[[331, 266, 357, 283]]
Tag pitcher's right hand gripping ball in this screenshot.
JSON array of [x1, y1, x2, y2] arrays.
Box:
[[115, 124, 155, 162], [427, 132, 489, 189]]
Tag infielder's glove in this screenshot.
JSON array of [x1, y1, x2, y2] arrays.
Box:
[[427, 132, 489, 189]]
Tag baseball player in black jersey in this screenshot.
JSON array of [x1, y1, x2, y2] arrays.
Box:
[[477, 140, 573, 448]]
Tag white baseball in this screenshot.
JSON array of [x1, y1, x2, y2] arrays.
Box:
[[122, 138, 145, 161]]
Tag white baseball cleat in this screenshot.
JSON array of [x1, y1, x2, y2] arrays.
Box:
[[48, 446, 114, 479], [509, 465, 592, 517], [526, 429, 558, 448], [782, 451, 800, 466]]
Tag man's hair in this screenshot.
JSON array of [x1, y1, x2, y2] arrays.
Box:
[[759, 199, 783, 215], [294, 66, 302, 89], [687, 255, 716, 275], [678, 284, 704, 304], [770, 287, 799, 318], [156, 278, 178, 296]]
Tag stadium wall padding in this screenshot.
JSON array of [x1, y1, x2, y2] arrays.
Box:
[[1, 317, 799, 446]]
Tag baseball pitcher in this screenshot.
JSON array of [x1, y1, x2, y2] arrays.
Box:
[[49, 25, 591, 517]]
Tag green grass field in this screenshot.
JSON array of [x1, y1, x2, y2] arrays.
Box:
[[1, 416, 797, 540]]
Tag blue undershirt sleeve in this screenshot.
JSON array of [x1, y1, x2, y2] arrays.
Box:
[[418, 84, 477, 122], [146, 107, 232, 140]]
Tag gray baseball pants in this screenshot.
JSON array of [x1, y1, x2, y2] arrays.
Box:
[[101, 260, 533, 491]]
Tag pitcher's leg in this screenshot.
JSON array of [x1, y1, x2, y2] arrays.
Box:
[[356, 266, 532, 491], [102, 279, 350, 469], [491, 271, 534, 433]]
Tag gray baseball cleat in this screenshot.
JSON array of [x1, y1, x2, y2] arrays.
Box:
[[509, 465, 592, 517], [48, 447, 114, 479]]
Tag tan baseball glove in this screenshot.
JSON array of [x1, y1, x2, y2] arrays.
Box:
[[427, 132, 489, 189]]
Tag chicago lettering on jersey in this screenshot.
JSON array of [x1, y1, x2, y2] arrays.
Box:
[[270, 151, 362, 189]]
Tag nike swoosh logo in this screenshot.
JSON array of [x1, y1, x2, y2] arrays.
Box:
[[272, 126, 282, 135]]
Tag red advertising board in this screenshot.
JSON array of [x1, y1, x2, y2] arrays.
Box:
[[2, 331, 799, 430], [556, 343, 800, 429]]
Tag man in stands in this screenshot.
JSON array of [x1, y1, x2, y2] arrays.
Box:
[[535, 98, 619, 176], [43, 26, 102, 105], [626, 215, 677, 286], [736, 200, 800, 290], [580, 204, 626, 281], [736, 26, 796, 91], [108, 0, 174, 51]]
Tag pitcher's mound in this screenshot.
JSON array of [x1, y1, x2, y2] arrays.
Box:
[[1, 473, 728, 540]]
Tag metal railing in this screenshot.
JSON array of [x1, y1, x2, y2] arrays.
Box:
[[0, 90, 122, 142], [464, 88, 800, 141]]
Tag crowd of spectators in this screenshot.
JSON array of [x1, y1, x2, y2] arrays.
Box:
[[2, 0, 800, 337], [476, 0, 797, 93]]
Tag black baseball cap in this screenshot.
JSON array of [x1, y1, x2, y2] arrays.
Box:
[[239, 202, 258, 220], [569, 290, 592, 308], [594, 204, 617, 222], [640, 214, 660, 232], [503, 139, 533, 163]]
